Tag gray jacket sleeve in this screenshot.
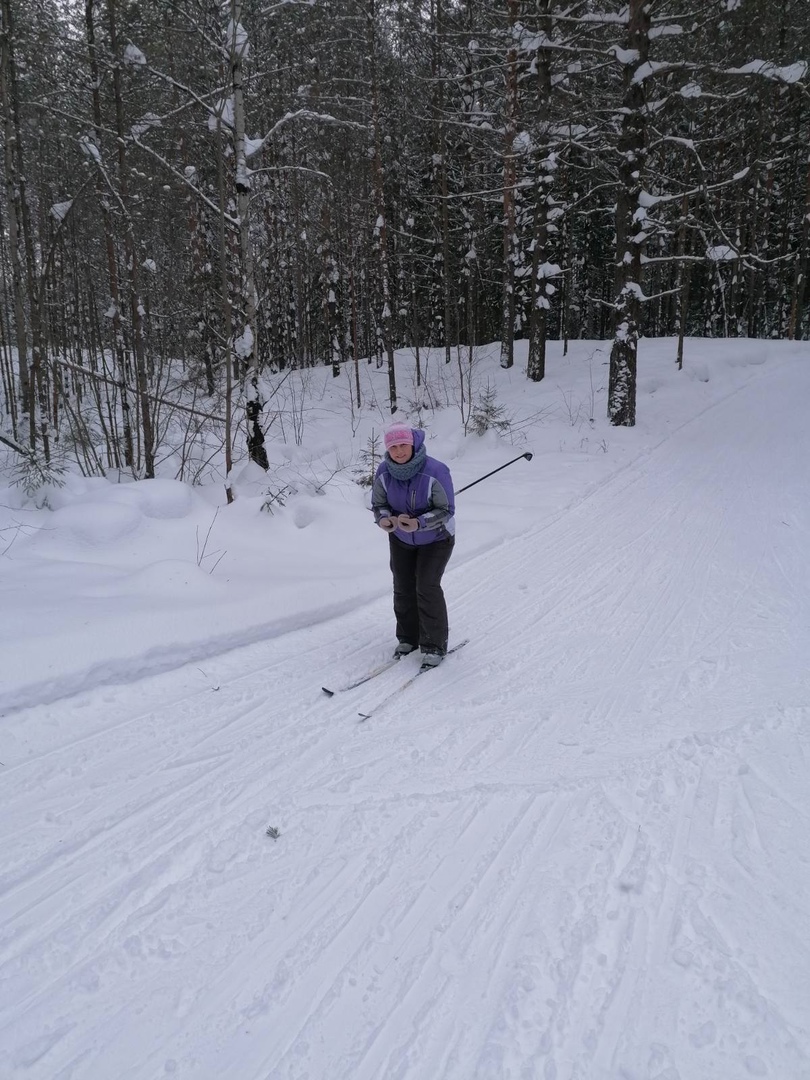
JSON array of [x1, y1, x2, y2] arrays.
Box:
[[371, 471, 393, 524], [418, 477, 452, 530]]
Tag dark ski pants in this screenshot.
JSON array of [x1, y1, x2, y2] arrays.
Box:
[[389, 535, 454, 653]]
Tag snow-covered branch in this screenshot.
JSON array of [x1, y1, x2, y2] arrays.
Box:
[[243, 109, 367, 159], [128, 135, 240, 228], [0, 430, 30, 458]]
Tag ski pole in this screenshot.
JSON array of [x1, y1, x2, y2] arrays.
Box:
[[455, 452, 533, 495]]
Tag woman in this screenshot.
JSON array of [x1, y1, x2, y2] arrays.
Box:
[[371, 423, 455, 666]]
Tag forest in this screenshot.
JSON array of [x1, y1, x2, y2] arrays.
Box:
[[0, 0, 807, 494]]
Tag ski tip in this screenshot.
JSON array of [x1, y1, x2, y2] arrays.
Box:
[[358, 712, 371, 721], [322, 686, 335, 697]]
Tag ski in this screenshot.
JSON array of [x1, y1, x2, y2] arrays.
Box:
[[357, 639, 469, 721], [321, 653, 408, 697]]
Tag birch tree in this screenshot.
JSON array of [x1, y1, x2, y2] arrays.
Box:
[[606, 0, 650, 428], [227, 4, 268, 472]]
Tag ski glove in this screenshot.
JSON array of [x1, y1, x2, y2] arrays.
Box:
[[378, 517, 397, 532], [397, 514, 419, 533]]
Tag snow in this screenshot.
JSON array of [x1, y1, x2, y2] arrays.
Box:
[[512, 130, 532, 155], [78, 134, 101, 163], [680, 81, 703, 98], [233, 324, 254, 360], [610, 46, 640, 66], [208, 97, 235, 132], [226, 19, 250, 60], [582, 11, 630, 25], [632, 60, 673, 85], [537, 260, 561, 279], [728, 60, 808, 85], [707, 244, 738, 262], [1, 338, 810, 1079], [623, 280, 647, 300], [49, 201, 73, 223], [649, 24, 683, 39], [131, 113, 161, 140], [123, 43, 147, 67], [243, 136, 265, 158]]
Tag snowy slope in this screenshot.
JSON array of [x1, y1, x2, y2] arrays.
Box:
[[1, 341, 809, 1079], [0, 336, 794, 715]]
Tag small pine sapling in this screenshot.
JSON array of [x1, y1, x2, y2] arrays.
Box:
[[471, 382, 511, 437], [260, 485, 291, 514], [12, 449, 67, 508], [354, 429, 382, 487]]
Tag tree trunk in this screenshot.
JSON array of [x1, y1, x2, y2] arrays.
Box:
[[500, 0, 520, 370], [0, 0, 39, 446], [368, 0, 397, 413], [675, 196, 691, 370], [608, 0, 650, 428], [527, 0, 553, 383], [107, 0, 155, 476], [788, 157, 810, 341], [84, 0, 134, 470], [429, 0, 452, 364], [214, 107, 235, 502], [229, 1, 268, 469]]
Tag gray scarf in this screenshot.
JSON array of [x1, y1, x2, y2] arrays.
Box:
[[386, 443, 426, 481]]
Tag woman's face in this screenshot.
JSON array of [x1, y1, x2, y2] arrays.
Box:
[[388, 441, 413, 464]]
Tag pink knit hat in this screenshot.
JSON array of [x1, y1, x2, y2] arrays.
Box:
[[384, 423, 414, 450]]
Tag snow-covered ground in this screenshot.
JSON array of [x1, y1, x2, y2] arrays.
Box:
[[1, 337, 809, 1079]]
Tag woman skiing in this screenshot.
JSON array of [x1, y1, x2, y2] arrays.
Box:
[[371, 423, 455, 666]]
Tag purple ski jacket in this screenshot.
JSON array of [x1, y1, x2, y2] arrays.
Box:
[[371, 429, 455, 546]]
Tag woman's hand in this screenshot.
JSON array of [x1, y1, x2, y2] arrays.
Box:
[[378, 517, 397, 532], [397, 514, 419, 533]]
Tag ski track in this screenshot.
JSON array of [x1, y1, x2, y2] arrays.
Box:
[[2, 365, 810, 1079]]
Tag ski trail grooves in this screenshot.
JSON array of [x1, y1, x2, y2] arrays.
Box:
[[1, 363, 809, 1079]]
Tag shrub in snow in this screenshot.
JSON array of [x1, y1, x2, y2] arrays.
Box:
[[260, 485, 292, 515], [354, 430, 382, 487], [13, 450, 67, 508], [471, 382, 511, 437]]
